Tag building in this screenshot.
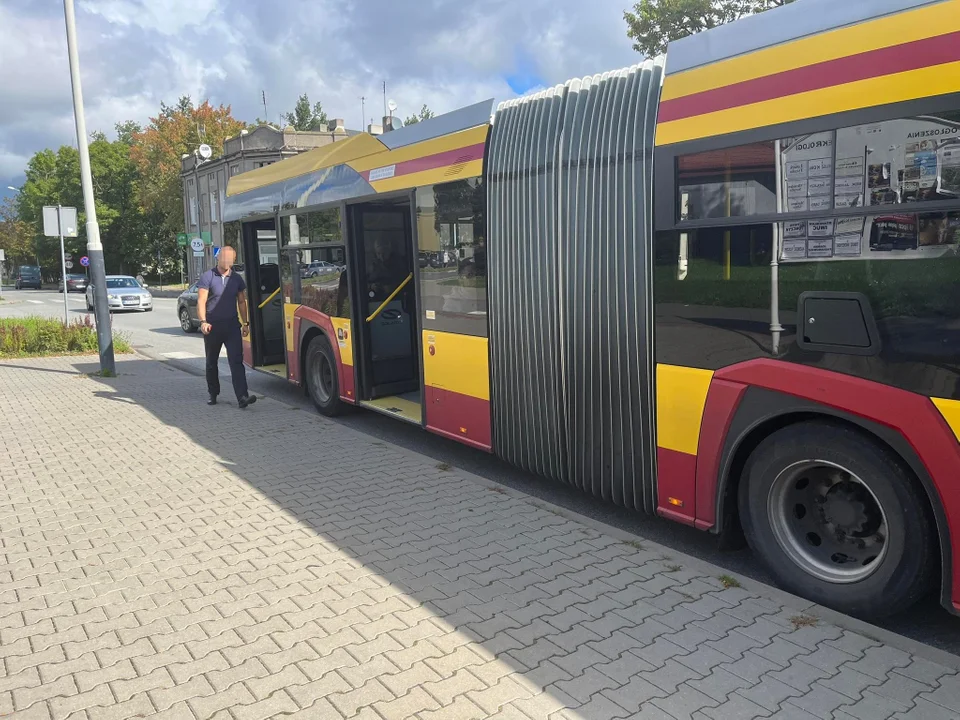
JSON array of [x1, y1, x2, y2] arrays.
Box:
[[179, 120, 357, 278]]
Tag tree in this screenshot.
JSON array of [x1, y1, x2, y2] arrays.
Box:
[[284, 94, 329, 131], [624, 0, 795, 57], [0, 197, 32, 269], [404, 105, 436, 126], [129, 96, 246, 249]]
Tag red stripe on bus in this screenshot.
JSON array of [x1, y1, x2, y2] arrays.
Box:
[[360, 142, 486, 182], [425, 385, 492, 451], [656, 447, 697, 526], [658, 30, 960, 123]]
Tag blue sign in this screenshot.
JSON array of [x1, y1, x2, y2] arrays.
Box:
[[212, 246, 221, 258], [79, 256, 90, 267]]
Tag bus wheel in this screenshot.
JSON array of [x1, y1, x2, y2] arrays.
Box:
[[738, 421, 934, 619], [305, 335, 343, 417]]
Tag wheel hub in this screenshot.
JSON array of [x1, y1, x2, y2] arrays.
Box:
[[768, 460, 889, 583]]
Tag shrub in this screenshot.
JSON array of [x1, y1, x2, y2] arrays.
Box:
[[0, 316, 131, 358]]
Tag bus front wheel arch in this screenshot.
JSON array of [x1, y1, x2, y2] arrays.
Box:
[[737, 419, 936, 619], [304, 333, 345, 417]]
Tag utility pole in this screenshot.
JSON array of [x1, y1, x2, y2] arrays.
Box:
[[360, 96, 365, 132], [382, 81, 387, 119], [63, 0, 114, 374]]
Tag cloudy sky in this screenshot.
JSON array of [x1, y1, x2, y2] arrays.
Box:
[[0, 0, 640, 203]]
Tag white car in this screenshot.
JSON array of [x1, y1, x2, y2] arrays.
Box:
[[86, 275, 153, 312]]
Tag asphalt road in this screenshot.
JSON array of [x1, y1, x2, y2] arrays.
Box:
[[2, 287, 959, 655]]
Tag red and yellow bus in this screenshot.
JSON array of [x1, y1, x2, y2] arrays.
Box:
[[223, 0, 960, 618]]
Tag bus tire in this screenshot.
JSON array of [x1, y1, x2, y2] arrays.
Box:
[[305, 335, 344, 417], [738, 420, 934, 619]]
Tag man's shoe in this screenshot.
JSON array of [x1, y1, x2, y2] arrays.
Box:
[[238, 395, 257, 409], [207, 395, 217, 405]]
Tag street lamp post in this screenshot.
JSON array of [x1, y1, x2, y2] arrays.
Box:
[[63, 0, 114, 374]]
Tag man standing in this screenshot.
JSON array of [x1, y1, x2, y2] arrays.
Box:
[[197, 246, 257, 409]]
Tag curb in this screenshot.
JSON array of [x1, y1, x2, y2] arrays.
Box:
[[130, 353, 960, 671]]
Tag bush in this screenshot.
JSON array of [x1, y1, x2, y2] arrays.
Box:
[[0, 316, 131, 358]]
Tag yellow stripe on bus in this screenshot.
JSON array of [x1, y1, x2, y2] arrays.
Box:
[[932, 397, 960, 443], [369, 160, 485, 194], [422, 330, 490, 401], [656, 60, 960, 146], [660, 1, 960, 101], [656, 364, 714, 456], [331, 317, 353, 366]]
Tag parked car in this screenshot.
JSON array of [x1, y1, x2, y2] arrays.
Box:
[[86, 275, 153, 312], [15, 265, 42, 290], [300, 261, 342, 278], [177, 282, 200, 333], [59, 273, 88, 293]]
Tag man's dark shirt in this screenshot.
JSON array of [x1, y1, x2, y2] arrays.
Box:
[[198, 267, 246, 323]]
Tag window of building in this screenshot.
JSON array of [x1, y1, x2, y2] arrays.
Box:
[[189, 195, 198, 227], [229, 164, 240, 176], [200, 193, 208, 225], [416, 178, 487, 337], [209, 192, 219, 223]]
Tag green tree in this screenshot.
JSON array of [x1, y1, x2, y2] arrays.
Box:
[[0, 197, 33, 269], [284, 93, 329, 131], [624, 0, 795, 57], [404, 104, 436, 126]]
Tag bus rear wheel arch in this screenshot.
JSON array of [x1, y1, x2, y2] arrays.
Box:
[[737, 419, 936, 619], [304, 333, 345, 417]]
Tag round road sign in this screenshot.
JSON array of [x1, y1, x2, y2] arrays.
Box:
[[65, 260, 74, 269], [190, 238, 205, 253], [80, 256, 90, 267]]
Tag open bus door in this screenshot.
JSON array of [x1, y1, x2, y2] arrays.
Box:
[[241, 219, 285, 374]]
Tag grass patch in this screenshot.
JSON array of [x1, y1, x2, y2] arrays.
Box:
[[790, 614, 819, 629], [666, 564, 683, 573], [0, 316, 131, 358], [625, 539, 645, 550], [435, 462, 452, 472], [719, 574, 742, 589]]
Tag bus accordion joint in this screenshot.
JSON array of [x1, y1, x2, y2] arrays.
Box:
[[257, 287, 280, 309], [366, 273, 413, 323]]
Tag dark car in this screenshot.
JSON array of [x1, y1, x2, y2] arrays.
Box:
[[177, 282, 200, 333], [15, 265, 42, 290], [59, 274, 88, 293]]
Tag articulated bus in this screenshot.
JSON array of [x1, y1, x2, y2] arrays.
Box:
[[223, 0, 960, 618]]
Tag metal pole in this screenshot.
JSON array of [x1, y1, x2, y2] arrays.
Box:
[[58, 206, 69, 325], [63, 0, 114, 373]]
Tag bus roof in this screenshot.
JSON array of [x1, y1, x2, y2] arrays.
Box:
[[224, 99, 493, 222], [656, 0, 960, 146]]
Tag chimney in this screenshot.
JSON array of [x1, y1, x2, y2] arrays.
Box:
[[368, 123, 383, 136], [328, 118, 346, 134], [382, 115, 396, 133]]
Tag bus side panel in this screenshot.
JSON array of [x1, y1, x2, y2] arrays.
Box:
[[294, 307, 356, 403], [422, 331, 491, 451], [709, 358, 960, 613], [284, 302, 298, 383]]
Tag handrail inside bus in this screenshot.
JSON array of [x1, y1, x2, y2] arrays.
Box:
[[257, 287, 280, 309], [366, 273, 413, 323]]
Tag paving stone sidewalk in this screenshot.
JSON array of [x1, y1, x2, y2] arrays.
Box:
[[1, 355, 958, 720]]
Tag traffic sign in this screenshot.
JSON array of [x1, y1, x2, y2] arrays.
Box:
[[212, 246, 221, 258], [42, 206, 78, 238], [64, 253, 73, 260], [201, 231, 213, 246], [176, 233, 188, 247], [190, 237, 204, 252], [65, 260, 74, 269], [80, 256, 90, 267]]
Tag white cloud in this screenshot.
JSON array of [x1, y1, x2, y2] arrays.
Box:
[[0, 0, 641, 196]]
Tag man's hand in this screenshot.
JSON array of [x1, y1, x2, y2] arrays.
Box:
[[241, 324, 249, 338], [200, 322, 212, 335]]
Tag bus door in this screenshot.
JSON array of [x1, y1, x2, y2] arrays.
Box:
[[348, 198, 423, 424], [241, 219, 285, 370]]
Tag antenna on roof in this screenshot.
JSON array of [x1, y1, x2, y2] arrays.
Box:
[[262, 90, 268, 122]]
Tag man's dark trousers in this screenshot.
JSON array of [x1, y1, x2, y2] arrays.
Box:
[[204, 321, 248, 400]]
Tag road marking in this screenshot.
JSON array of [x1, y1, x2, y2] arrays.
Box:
[[27, 300, 44, 305]]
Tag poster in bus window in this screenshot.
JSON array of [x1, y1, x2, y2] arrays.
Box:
[[869, 215, 918, 252], [786, 161, 807, 180], [807, 220, 835, 238], [808, 157, 833, 178], [787, 180, 808, 198], [835, 216, 866, 237], [781, 132, 835, 214], [809, 196, 833, 212], [836, 156, 865, 176], [783, 221, 806, 239], [807, 238, 833, 258], [787, 196, 808, 212], [940, 147, 960, 196], [807, 177, 831, 197], [782, 239, 807, 259], [833, 234, 862, 256]]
